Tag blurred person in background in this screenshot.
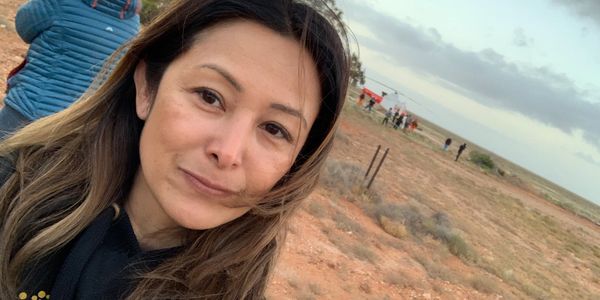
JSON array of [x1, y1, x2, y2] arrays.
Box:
[[0, 0, 141, 139]]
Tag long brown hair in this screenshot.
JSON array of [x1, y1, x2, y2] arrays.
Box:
[[0, 0, 349, 298]]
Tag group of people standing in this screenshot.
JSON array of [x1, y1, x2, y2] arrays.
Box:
[[382, 107, 418, 131], [443, 138, 467, 161], [355, 92, 419, 131], [358, 93, 466, 163]]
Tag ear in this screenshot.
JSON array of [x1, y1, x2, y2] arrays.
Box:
[[134, 60, 152, 120]]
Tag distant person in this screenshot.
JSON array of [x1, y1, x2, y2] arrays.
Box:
[[364, 98, 375, 112], [443, 138, 452, 151], [456, 143, 467, 161], [402, 114, 411, 131], [382, 107, 392, 125], [392, 110, 400, 123], [0, 0, 142, 139], [357, 92, 366, 106], [409, 118, 418, 131], [393, 113, 404, 129]]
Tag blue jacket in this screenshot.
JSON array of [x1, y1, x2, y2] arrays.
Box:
[[5, 0, 140, 121]]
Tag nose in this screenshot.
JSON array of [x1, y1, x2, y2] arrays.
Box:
[[206, 117, 251, 169]]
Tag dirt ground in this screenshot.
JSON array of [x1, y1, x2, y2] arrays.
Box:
[[0, 0, 27, 100], [1, 1, 599, 299], [264, 101, 600, 299]]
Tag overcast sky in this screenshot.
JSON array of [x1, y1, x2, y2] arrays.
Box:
[[337, 0, 600, 204]]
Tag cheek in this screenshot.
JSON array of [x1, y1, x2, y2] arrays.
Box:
[[145, 100, 199, 152], [246, 151, 294, 195]]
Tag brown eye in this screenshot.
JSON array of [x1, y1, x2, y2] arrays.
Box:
[[198, 88, 223, 107], [263, 123, 292, 142]]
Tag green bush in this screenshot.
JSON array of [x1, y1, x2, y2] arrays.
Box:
[[446, 234, 476, 261], [470, 151, 495, 170]]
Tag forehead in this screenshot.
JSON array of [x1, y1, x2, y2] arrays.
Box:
[[167, 20, 321, 120]]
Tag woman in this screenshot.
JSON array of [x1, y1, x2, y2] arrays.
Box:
[[0, 0, 349, 299]]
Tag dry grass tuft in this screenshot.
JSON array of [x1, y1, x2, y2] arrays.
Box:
[[319, 160, 363, 197], [348, 243, 377, 263], [379, 215, 408, 239], [383, 269, 419, 288], [305, 201, 327, 218], [470, 276, 499, 294], [333, 211, 364, 234]]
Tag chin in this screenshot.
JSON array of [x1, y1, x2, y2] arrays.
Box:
[[166, 199, 251, 230]]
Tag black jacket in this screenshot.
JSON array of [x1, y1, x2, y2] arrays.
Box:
[[1, 158, 179, 299]]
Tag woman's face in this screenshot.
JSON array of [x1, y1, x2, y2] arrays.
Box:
[[132, 20, 321, 230]]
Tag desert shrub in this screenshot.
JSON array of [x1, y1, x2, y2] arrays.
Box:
[[373, 204, 477, 261], [372, 202, 405, 220], [432, 212, 452, 228], [373, 203, 428, 235], [349, 243, 377, 263], [556, 200, 576, 212], [306, 201, 327, 218], [376, 205, 453, 241], [445, 234, 476, 261], [354, 186, 385, 205], [470, 151, 495, 170], [383, 269, 417, 288], [379, 216, 408, 239], [470, 276, 498, 294], [414, 255, 456, 283], [320, 160, 363, 195], [333, 212, 364, 234], [334, 130, 350, 145], [522, 283, 547, 300], [320, 160, 384, 205], [425, 218, 476, 262], [427, 212, 454, 241]]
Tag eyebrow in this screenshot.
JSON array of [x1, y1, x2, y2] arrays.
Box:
[[199, 64, 243, 92], [270, 103, 308, 127], [198, 64, 308, 127]]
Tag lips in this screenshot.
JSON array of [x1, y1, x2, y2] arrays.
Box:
[[180, 168, 236, 197]]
